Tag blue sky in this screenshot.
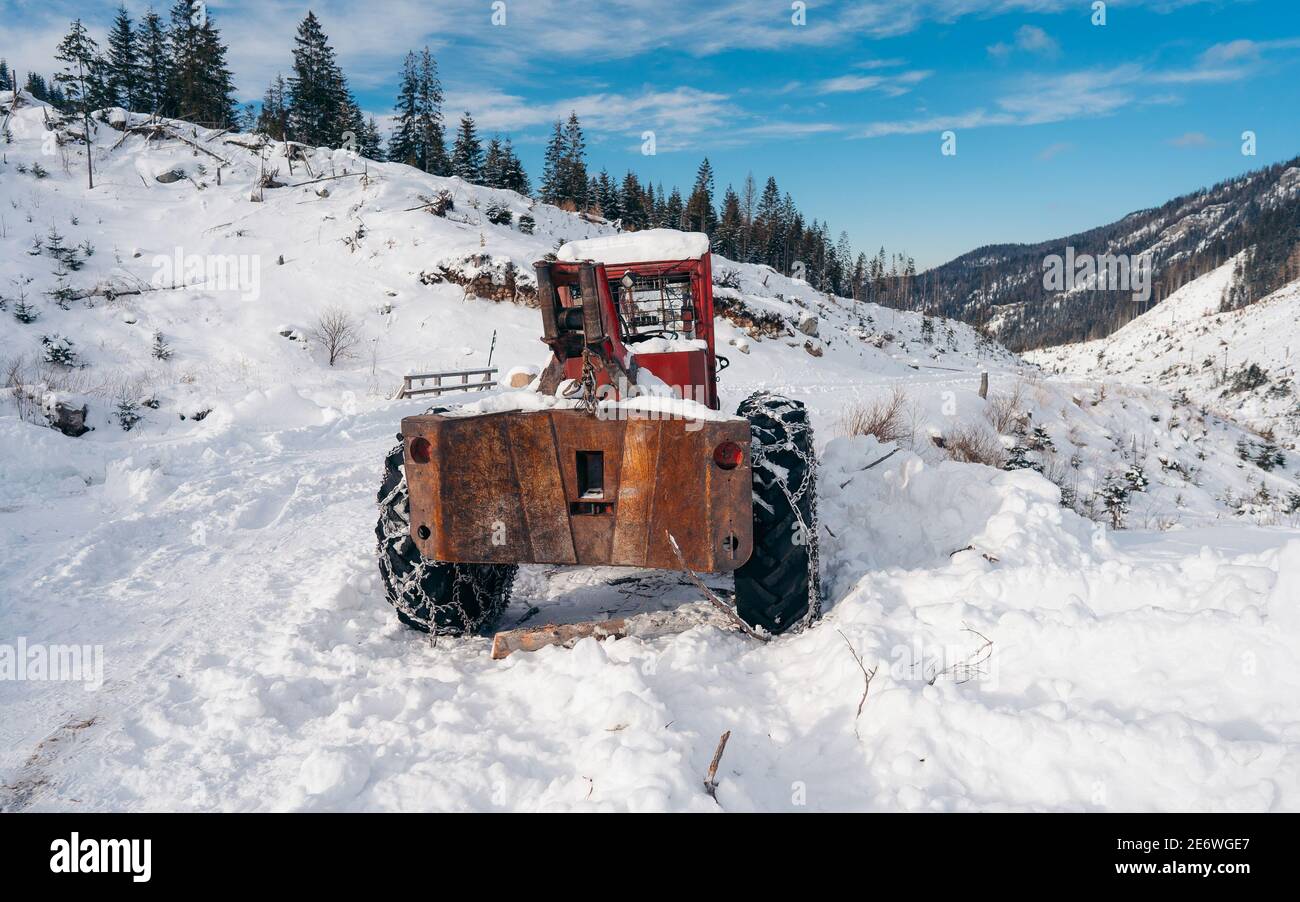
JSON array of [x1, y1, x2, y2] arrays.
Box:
[[3, 0, 1298, 267]]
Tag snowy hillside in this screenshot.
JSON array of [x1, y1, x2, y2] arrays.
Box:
[[3, 95, 1300, 812], [1029, 259, 1300, 477]]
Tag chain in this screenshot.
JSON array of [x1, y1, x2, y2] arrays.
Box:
[[747, 398, 822, 627], [562, 347, 600, 415]]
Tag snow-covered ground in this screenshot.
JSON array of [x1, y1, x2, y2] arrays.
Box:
[[3, 95, 1299, 811], [1028, 259, 1300, 450]]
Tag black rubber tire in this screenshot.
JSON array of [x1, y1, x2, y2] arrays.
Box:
[[733, 392, 821, 634], [376, 439, 516, 636]]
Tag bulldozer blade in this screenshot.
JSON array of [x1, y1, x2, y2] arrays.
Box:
[[401, 408, 753, 571]]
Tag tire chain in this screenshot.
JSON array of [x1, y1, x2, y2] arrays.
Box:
[[376, 444, 511, 634], [744, 393, 822, 628]]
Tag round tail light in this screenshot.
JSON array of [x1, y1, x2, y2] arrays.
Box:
[[713, 441, 743, 470], [409, 436, 432, 464]]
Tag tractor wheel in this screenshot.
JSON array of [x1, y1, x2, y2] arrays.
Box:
[[375, 440, 516, 636], [733, 392, 821, 634]]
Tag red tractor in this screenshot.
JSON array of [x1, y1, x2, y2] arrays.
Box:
[[376, 231, 819, 641]]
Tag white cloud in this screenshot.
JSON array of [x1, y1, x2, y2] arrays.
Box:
[[815, 70, 931, 95], [988, 24, 1059, 59], [1168, 131, 1211, 147], [1037, 141, 1072, 160], [1199, 37, 1300, 67], [851, 39, 1292, 141]]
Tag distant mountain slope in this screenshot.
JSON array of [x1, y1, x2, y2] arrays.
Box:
[[923, 157, 1300, 351], [1027, 258, 1300, 450]]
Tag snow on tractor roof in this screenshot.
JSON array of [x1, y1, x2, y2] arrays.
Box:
[[556, 229, 710, 265]]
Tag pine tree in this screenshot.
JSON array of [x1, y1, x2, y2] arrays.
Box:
[[167, 0, 236, 125], [595, 169, 619, 221], [54, 19, 106, 112], [451, 112, 483, 182], [136, 7, 170, 115], [387, 51, 420, 166], [387, 48, 447, 173], [716, 185, 743, 259], [256, 74, 289, 140], [620, 171, 647, 229], [835, 232, 853, 293], [499, 138, 530, 195], [540, 121, 565, 205], [562, 112, 588, 208], [665, 187, 684, 230], [24, 73, 50, 104], [482, 136, 505, 188], [685, 158, 717, 236], [106, 5, 140, 110], [417, 49, 449, 174], [754, 176, 782, 268], [357, 115, 384, 160], [151, 330, 173, 360], [1100, 475, 1130, 528], [740, 173, 757, 260], [286, 11, 353, 146], [652, 183, 668, 227]]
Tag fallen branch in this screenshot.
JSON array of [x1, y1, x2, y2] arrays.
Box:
[[926, 626, 994, 685], [947, 544, 999, 563], [290, 171, 364, 189], [667, 533, 769, 643], [839, 447, 900, 489], [223, 135, 269, 152], [703, 730, 731, 803], [159, 124, 231, 166]]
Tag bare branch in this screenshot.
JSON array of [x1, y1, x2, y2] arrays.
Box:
[[308, 307, 361, 367], [836, 629, 878, 739], [667, 533, 769, 643]]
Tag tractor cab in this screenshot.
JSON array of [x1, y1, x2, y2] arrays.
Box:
[[535, 230, 720, 409]]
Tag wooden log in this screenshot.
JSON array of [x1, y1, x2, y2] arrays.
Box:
[[492, 618, 627, 660], [490, 602, 738, 660]]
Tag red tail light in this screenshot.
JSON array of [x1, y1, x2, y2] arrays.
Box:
[[409, 437, 432, 464], [713, 441, 743, 470]]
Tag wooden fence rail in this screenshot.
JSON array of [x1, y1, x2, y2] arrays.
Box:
[[396, 367, 498, 399]]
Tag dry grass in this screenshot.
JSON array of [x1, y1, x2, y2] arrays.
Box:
[[940, 422, 1005, 467], [842, 385, 913, 445], [3, 354, 43, 425], [984, 380, 1028, 435]]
